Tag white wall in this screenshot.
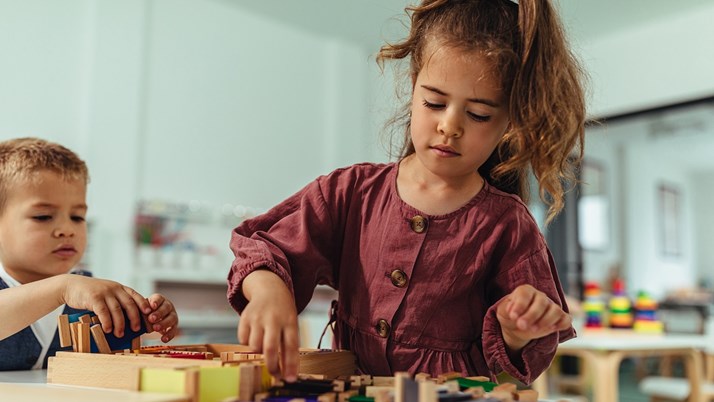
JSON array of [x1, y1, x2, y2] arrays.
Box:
[[576, 4, 714, 298], [0, 0, 388, 289], [580, 3, 714, 118], [2, 0, 712, 301]]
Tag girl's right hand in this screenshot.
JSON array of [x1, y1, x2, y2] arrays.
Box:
[[239, 270, 300, 382], [59, 274, 152, 338]]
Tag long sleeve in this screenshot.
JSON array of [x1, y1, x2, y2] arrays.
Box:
[[227, 174, 344, 315], [479, 213, 575, 384]]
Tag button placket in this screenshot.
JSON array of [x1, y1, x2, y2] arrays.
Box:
[[389, 269, 408, 288], [410, 215, 427, 233], [376, 319, 390, 338]]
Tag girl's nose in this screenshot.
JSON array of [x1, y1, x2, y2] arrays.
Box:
[[437, 109, 464, 138]]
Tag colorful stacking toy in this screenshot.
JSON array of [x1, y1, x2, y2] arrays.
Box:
[[633, 290, 664, 333], [583, 281, 605, 328], [608, 278, 633, 329]]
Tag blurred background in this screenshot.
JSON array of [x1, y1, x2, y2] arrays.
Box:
[[1, 0, 713, 350]]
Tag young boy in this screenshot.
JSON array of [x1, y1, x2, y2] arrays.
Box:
[[0, 137, 178, 370]]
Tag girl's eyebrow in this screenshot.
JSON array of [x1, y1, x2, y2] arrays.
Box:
[[421, 85, 501, 108]]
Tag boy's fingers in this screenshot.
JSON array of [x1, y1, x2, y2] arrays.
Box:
[[92, 305, 113, 333], [161, 326, 179, 342], [125, 286, 152, 314], [153, 310, 179, 332], [105, 299, 126, 337], [116, 291, 144, 332]]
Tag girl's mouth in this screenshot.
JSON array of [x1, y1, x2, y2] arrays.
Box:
[[431, 145, 460, 157]]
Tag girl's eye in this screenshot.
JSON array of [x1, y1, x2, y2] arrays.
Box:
[[71, 216, 86, 223], [422, 100, 444, 110], [467, 111, 492, 122], [33, 215, 52, 222]]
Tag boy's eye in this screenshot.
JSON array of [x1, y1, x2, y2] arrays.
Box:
[[422, 99, 444, 110], [33, 215, 52, 222], [71, 216, 86, 222]]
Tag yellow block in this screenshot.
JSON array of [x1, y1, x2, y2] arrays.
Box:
[[140, 368, 189, 395], [198, 366, 239, 402]]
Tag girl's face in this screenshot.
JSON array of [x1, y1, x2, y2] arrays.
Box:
[[410, 45, 510, 181], [0, 170, 87, 283]]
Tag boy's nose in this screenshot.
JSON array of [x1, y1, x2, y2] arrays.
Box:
[[53, 225, 74, 238]]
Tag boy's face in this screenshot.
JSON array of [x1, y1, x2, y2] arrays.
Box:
[[0, 170, 87, 284]]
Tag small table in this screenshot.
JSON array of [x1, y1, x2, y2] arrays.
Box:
[[0, 370, 188, 402], [533, 330, 708, 402]]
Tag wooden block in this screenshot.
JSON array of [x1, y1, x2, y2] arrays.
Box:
[[336, 390, 357, 402], [443, 380, 459, 393], [69, 322, 79, 352], [238, 363, 254, 401], [317, 392, 336, 402], [47, 351, 221, 391], [91, 315, 100, 325], [414, 372, 431, 382], [465, 386, 485, 398], [131, 336, 141, 351], [516, 389, 538, 402], [372, 376, 394, 386], [373, 389, 391, 402], [494, 382, 517, 394], [436, 371, 461, 384], [254, 392, 270, 402], [417, 379, 436, 402], [78, 314, 92, 324], [466, 375, 490, 382], [77, 323, 91, 353], [58, 315, 72, 348], [90, 324, 112, 354], [197, 366, 240, 402], [487, 390, 514, 401], [365, 385, 393, 397]]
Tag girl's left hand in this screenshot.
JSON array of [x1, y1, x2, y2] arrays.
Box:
[[146, 293, 179, 343], [496, 284, 572, 352]]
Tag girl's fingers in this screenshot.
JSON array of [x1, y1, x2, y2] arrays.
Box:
[[281, 325, 300, 382], [516, 295, 551, 330], [262, 327, 282, 378], [238, 320, 250, 345]]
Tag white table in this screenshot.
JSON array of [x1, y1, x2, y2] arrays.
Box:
[[0, 369, 188, 402], [533, 330, 708, 402]]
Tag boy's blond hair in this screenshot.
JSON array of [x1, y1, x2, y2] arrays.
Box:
[[0, 137, 89, 212]]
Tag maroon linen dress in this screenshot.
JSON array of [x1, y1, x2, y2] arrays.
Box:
[[227, 162, 574, 384]]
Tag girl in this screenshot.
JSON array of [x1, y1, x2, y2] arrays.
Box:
[[227, 0, 586, 385]]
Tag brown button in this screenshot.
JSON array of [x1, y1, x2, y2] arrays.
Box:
[[390, 269, 408, 288], [376, 319, 390, 338], [410, 215, 427, 233]]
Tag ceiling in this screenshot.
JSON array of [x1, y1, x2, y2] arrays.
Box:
[[227, 0, 714, 48], [225, 0, 714, 173]]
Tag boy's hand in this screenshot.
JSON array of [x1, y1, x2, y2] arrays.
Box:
[[496, 284, 572, 352], [146, 293, 179, 342], [239, 270, 299, 382], [60, 274, 152, 338]]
